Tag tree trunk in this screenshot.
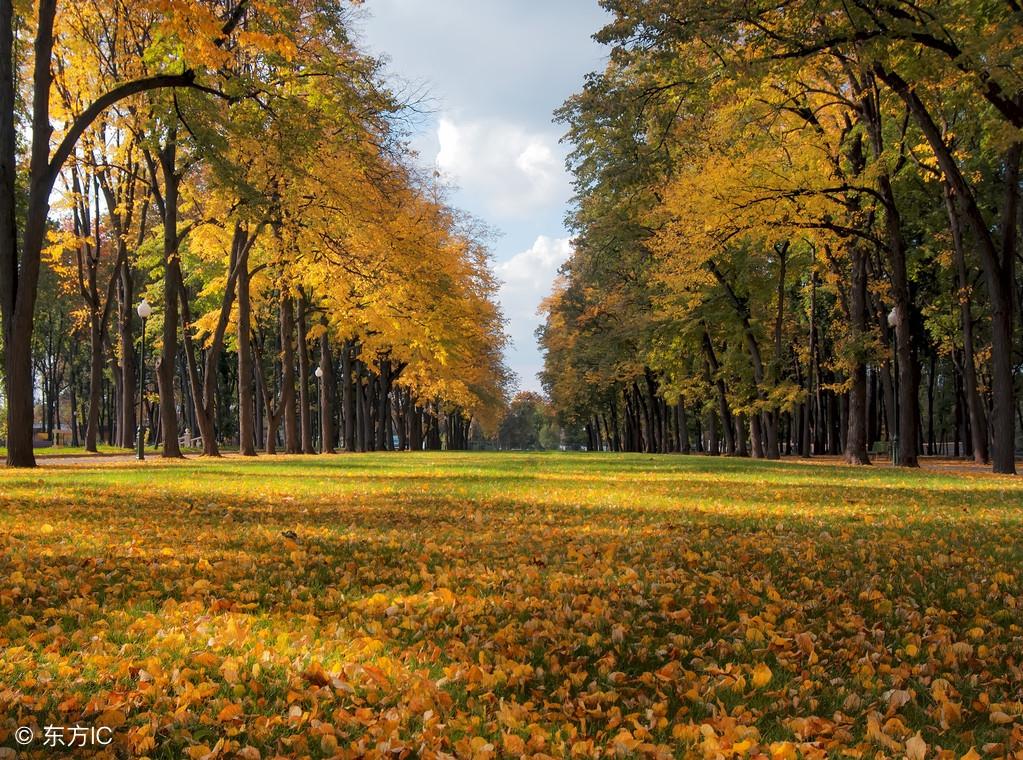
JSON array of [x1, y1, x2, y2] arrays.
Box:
[[677, 401, 690, 454], [945, 183, 988, 464], [280, 294, 298, 454], [319, 330, 336, 453], [119, 268, 136, 449], [701, 330, 735, 454], [375, 359, 390, 451], [297, 296, 314, 454], [237, 259, 256, 455], [342, 340, 355, 450], [155, 135, 182, 458], [845, 246, 870, 464]]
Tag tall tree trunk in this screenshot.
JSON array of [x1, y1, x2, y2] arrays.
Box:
[[676, 401, 690, 454], [375, 361, 390, 451], [342, 340, 355, 450], [946, 183, 988, 464], [280, 294, 298, 454], [319, 329, 336, 453], [85, 319, 104, 451], [845, 246, 870, 464], [297, 296, 314, 454], [734, 414, 749, 457], [119, 268, 136, 449], [237, 259, 256, 456], [856, 70, 919, 467], [155, 136, 182, 457], [701, 329, 735, 454]]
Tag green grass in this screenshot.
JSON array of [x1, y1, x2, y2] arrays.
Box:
[[0, 442, 135, 458], [0, 452, 1021, 757]]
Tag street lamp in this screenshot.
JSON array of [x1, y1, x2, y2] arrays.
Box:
[[314, 366, 324, 454], [887, 306, 900, 466], [136, 298, 152, 461]]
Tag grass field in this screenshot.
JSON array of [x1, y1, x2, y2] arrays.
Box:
[[1, 453, 1021, 758]]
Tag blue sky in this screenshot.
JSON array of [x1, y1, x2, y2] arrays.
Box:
[[355, 1, 610, 392]]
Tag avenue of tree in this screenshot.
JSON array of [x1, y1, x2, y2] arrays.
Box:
[[1, 0, 511, 467], [542, 0, 1023, 473]]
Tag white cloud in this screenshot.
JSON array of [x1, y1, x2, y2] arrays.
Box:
[[497, 235, 572, 323], [495, 236, 572, 391], [435, 116, 568, 218]]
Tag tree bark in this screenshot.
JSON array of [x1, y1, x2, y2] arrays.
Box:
[[341, 340, 355, 450], [945, 183, 988, 464], [845, 245, 871, 464], [701, 329, 735, 455], [237, 257, 256, 455], [319, 329, 336, 453], [280, 294, 298, 453], [155, 134, 182, 458], [297, 295, 314, 454]]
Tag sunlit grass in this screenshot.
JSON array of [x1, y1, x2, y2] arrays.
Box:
[[1, 453, 1021, 757]]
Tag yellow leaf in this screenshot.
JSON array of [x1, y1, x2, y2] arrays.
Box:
[[217, 703, 243, 722], [502, 733, 526, 755], [752, 663, 772, 689], [905, 732, 927, 760], [98, 709, 126, 728]]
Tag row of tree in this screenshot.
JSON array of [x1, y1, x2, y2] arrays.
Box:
[[1, 0, 511, 467], [541, 0, 1023, 473]]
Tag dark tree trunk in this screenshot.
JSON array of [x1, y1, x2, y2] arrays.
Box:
[[750, 413, 764, 459], [280, 295, 298, 454], [319, 330, 336, 453], [702, 330, 735, 454], [150, 134, 182, 457], [297, 296, 314, 454], [706, 410, 718, 455], [677, 401, 690, 454], [237, 259, 256, 456], [845, 246, 871, 464], [342, 340, 355, 450], [375, 358, 391, 451], [946, 183, 988, 464], [118, 267, 136, 449], [734, 414, 749, 457], [857, 70, 919, 467]]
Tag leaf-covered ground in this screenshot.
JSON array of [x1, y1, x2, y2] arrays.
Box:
[[1, 453, 1021, 759]]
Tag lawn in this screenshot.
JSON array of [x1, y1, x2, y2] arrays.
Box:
[[0, 453, 1021, 759], [0, 444, 134, 458]]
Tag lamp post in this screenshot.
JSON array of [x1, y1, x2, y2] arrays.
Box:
[[887, 306, 900, 466], [314, 365, 324, 454], [136, 298, 152, 461]]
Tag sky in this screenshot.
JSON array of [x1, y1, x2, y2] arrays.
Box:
[[355, 1, 611, 393]]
